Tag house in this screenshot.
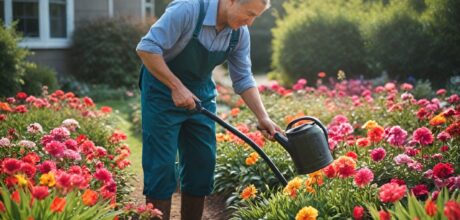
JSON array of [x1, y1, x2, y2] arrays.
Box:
[[1, 0, 155, 76]]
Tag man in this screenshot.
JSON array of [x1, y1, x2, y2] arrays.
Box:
[[136, 0, 280, 219]]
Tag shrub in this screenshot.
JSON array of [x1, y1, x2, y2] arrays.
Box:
[[21, 64, 59, 96], [70, 17, 149, 88], [271, 1, 369, 84], [0, 23, 30, 97]]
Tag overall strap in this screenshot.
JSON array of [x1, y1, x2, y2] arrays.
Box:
[[193, 0, 206, 39], [227, 29, 240, 52]]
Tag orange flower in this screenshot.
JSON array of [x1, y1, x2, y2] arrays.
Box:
[[295, 206, 318, 220], [216, 133, 231, 142], [284, 177, 303, 198], [240, 185, 257, 200], [305, 179, 316, 193], [429, 114, 446, 126], [333, 156, 356, 178], [82, 189, 99, 206], [284, 112, 308, 127], [40, 172, 56, 187], [425, 198, 437, 216], [0, 102, 13, 112], [230, 108, 240, 117], [307, 170, 324, 186], [50, 197, 66, 213], [245, 152, 259, 166], [368, 126, 385, 143], [362, 120, 379, 130]]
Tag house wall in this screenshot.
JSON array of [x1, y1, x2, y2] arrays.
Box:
[[27, 49, 71, 77], [74, 0, 109, 25], [114, 0, 142, 21]]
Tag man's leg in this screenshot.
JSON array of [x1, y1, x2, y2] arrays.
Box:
[[146, 197, 172, 220], [178, 101, 217, 220]]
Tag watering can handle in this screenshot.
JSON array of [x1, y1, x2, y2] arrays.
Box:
[[286, 116, 329, 143]]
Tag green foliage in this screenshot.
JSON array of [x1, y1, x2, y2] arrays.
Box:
[[271, 0, 369, 84], [70, 17, 148, 88], [0, 185, 121, 220], [22, 64, 59, 96], [412, 79, 435, 100], [0, 23, 30, 97]]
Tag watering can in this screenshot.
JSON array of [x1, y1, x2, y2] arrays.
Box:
[[195, 100, 333, 186]]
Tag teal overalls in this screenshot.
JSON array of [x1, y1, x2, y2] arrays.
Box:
[[139, 0, 240, 199]]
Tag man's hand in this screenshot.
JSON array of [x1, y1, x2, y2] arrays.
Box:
[[257, 117, 282, 141], [171, 85, 198, 110]]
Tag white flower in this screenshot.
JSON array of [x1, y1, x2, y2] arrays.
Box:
[[27, 122, 43, 134], [18, 140, 36, 148], [61, 118, 80, 132], [0, 137, 11, 147]]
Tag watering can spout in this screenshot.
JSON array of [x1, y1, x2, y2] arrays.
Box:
[[274, 132, 289, 150]]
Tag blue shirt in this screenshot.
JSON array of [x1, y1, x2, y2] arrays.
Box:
[[136, 0, 256, 94]]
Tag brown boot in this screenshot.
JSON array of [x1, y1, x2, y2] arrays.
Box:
[[146, 197, 172, 220], [181, 192, 205, 220]]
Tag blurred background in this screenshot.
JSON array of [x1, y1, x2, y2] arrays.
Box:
[[1, 0, 459, 99]]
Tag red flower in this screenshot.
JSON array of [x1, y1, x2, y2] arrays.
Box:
[[322, 164, 336, 178], [411, 184, 429, 197], [444, 200, 460, 220], [379, 182, 406, 203], [390, 178, 406, 186], [37, 160, 57, 174], [425, 199, 437, 216], [32, 186, 50, 200], [356, 138, 370, 147], [346, 151, 358, 160], [16, 92, 28, 100], [370, 148, 386, 162], [353, 206, 364, 220], [14, 105, 28, 113], [83, 97, 94, 106], [432, 163, 454, 179], [379, 210, 391, 220], [20, 162, 36, 178], [50, 197, 66, 213], [354, 168, 374, 188], [2, 158, 22, 175], [318, 72, 326, 78], [368, 126, 384, 143], [445, 122, 460, 137], [412, 127, 434, 146], [0, 201, 5, 212], [100, 106, 112, 114], [11, 190, 20, 203], [94, 168, 113, 183], [22, 152, 41, 165]]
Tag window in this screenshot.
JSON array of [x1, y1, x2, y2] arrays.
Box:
[[144, 0, 154, 19], [13, 0, 39, 37], [49, 0, 66, 38]]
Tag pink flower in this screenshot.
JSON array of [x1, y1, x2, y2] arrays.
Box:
[[56, 172, 72, 189], [37, 160, 57, 174], [32, 186, 50, 200], [390, 178, 406, 186], [440, 145, 449, 152], [44, 141, 65, 158], [379, 182, 406, 203], [385, 126, 407, 146], [401, 83, 413, 91], [354, 168, 374, 188], [63, 149, 82, 161], [412, 127, 434, 146], [0, 137, 10, 147], [94, 168, 113, 183], [50, 127, 70, 141], [64, 139, 78, 151], [436, 89, 446, 96], [394, 154, 414, 165], [411, 184, 429, 198], [370, 147, 386, 162], [353, 206, 364, 220], [437, 131, 451, 142], [447, 94, 459, 104]]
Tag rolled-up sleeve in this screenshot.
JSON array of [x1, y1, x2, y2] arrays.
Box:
[[136, 0, 193, 55], [227, 26, 256, 94]]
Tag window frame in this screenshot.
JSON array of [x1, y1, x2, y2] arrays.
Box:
[[2, 0, 74, 49]]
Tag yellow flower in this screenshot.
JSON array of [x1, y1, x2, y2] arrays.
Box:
[[362, 120, 379, 130], [15, 174, 28, 186], [337, 70, 346, 81], [429, 114, 446, 126], [40, 172, 56, 187], [245, 152, 259, 166], [284, 177, 303, 198], [305, 179, 316, 193], [295, 206, 318, 220], [240, 184, 257, 200], [307, 170, 324, 186]]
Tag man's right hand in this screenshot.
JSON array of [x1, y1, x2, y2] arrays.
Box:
[[171, 85, 198, 110]]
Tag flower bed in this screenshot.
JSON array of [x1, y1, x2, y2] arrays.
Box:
[[215, 78, 459, 219], [0, 89, 160, 219]]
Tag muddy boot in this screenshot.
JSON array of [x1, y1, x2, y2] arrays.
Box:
[[181, 192, 205, 220], [146, 197, 171, 220]]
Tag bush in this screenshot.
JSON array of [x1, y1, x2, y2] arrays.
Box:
[[0, 23, 30, 97], [271, 1, 369, 84], [21, 64, 59, 96], [70, 17, 149, 88]]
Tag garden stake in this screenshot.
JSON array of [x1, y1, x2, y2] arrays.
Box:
[[195, 100, 333, 186]]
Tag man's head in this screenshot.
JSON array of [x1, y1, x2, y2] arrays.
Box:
[[224, 0, 270, 29]]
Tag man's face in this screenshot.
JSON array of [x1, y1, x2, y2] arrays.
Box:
[[227, 0, 266, 29]]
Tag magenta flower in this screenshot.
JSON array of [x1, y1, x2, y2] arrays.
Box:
[[354, 168, 374, 188], [411, 184, 429, 197], [44, 141, 65, 158], [94, 168, 113, 184], [37, 160, 57, 174], [437, 131, 451, 142], [412, 127, 434, 146], [2, 158, 22, 175], [385, 126, 407, 146], [370, 147, 386, 162]]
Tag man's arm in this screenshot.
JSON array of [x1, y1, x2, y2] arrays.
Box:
[[137, 51, 197, 110], [240, 87, 281, 139]]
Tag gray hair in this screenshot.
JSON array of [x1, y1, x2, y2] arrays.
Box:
[[238, 0, 271, 9]]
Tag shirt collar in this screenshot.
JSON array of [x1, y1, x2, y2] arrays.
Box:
[[203, 0, 218, 26]]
